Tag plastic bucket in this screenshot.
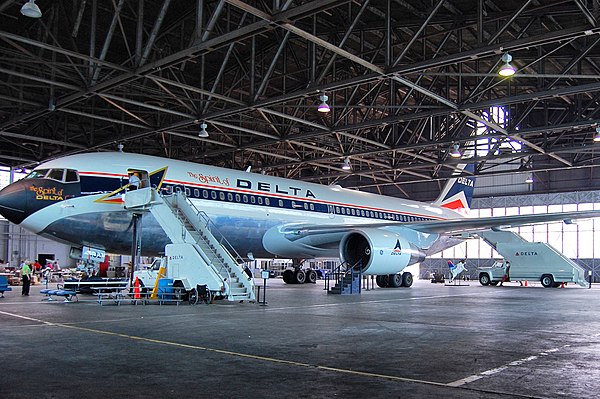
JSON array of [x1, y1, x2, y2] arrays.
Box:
[[158, 278, 174, 300]]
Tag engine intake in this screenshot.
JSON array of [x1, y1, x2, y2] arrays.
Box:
[[339, 228, 425, 275]]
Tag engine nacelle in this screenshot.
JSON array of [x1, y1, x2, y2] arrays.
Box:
[[339, 228, 426, 275]]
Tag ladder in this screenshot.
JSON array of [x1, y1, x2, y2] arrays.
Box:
[[124, 188, 255, 301], [479, 230, 588, 287]]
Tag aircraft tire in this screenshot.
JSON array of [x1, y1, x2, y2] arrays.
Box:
[[479, 273, 491, 286], [402, 272, 413, 287], [282, 269, 294, 284], [389, 273, 403, 288], [306, 270, 317, 284], [375, 275, 387, 288], [294, 269, 306, 284], [541, 274, 554, 288], [188, 288, 198, 305]]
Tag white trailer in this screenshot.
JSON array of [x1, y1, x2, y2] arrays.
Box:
[[477, 231, 588, 288], [134, 243, 255, 302]]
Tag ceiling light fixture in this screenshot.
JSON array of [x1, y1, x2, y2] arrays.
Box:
[[594, 127, 600, 142], [498, 52, 516, 77], [525, 173, 534, 184], [449, 143, 462, 158], [20, 0, 42, 18], [198, 122, 208, 138], [341, 156, 351, 170], [317, 94, 330, 113]]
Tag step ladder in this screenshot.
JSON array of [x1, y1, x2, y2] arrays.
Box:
[[124, 188, 255, 301], [327, 262, 362, 295], [479, 230, 588, 287]]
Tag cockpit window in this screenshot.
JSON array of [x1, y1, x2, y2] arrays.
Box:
[[25, 169, 49, 179], [47, 169, 65, 181], [65, 169, 79, 182]]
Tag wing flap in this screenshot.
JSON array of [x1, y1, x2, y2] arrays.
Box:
[[280, 210, 600, 237]]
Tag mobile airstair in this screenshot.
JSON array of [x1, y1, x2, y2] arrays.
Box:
[[124, 188, 255, 301], [478, 230, 588, 287]]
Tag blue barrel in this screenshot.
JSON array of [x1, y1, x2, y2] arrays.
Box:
[[157, 278, 174, 300]]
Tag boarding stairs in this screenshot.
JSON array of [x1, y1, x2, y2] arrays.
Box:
[[326, 262, 362, 295], [124, 188, 255, 301], [478, 230, 587, 287]]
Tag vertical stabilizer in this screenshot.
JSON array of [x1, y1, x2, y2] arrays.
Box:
[[432, 164, 475, 214]]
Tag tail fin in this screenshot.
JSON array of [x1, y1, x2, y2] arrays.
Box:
[[432, 164, 475, 214]]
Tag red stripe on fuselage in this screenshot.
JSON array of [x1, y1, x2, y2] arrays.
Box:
[[79, 171, 448, 221]]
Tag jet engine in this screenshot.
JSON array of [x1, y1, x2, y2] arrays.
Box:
[[339, 228, 425, 275]]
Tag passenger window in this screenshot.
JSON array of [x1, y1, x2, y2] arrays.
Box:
[[265, 198, 270, 206], [47, 169, 64, 181], [211, 191, 217, 200], [250, 196, 256, 204], [243, 195, 248, 203], [203, 190, 209, 199], [219, 192, 225, 200], [258, 197, 263, 205], [194, 189, 199, 198], [227, 193, 233, 201], [278, 200, 283, 207], [235, 194, 241, 203], [65, 170, 79, 182]]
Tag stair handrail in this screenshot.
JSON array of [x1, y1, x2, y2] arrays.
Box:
[[326, 260, 362, 293], [175, 193, 247, 266], [157, 193, 234, 293]]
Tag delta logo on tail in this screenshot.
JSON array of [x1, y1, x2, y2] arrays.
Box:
[[433, 164, 475, 215]]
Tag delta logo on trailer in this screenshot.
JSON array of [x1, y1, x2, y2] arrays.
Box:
[[515, 251, 539, 256]]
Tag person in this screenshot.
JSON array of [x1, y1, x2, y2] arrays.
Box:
[[129, 172, 141, 190], [0, 259, 5, 273], [52, 260, 61, 271], [43, 266, 51, 286], [33, 260, 42, 276], [21, 260, 32, 296], [499, 261, 511, 286]]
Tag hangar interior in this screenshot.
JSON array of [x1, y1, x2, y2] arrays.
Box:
[[2, 3, 600, 399], [1, 0, 600, 279]]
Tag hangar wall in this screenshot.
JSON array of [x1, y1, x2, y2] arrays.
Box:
[[0, 220, 72, 268], [421, 189, 600, 282]]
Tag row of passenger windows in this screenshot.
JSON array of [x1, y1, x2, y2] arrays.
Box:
[[331, 205, 428, 222], [162, 184, 430, 222]]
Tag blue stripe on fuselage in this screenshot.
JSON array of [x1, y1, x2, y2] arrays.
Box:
[[78, 175, 437, 223]]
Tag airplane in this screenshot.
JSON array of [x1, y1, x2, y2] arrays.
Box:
[[447, 260, 467, 283], [0, 151, 598, 288]]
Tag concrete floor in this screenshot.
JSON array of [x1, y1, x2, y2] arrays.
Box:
[[1, 278, 599, 399]]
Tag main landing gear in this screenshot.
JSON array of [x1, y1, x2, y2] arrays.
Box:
[[375, 272, 413, 288], [282, 268, 318, 284]]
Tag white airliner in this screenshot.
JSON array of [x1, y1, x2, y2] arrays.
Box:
[[0, 152, 598, 287]]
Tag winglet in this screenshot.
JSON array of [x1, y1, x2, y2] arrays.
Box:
[[432, 164, 475, 215]]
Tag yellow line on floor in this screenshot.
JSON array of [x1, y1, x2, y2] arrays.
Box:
[[0, 309, 445, 386]]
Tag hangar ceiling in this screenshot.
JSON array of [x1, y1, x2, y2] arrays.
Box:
[[1, 0, 600, 199]]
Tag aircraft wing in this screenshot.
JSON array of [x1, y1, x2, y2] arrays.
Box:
[[279, 210, 600, 237]]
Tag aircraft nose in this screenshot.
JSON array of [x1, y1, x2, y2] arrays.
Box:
[[0, 181, 30, 224]]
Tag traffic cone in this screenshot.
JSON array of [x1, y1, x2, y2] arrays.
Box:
[[524, 281, 528, 287], [134, 277, 141, 299], [561, 282, 565, 288]]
